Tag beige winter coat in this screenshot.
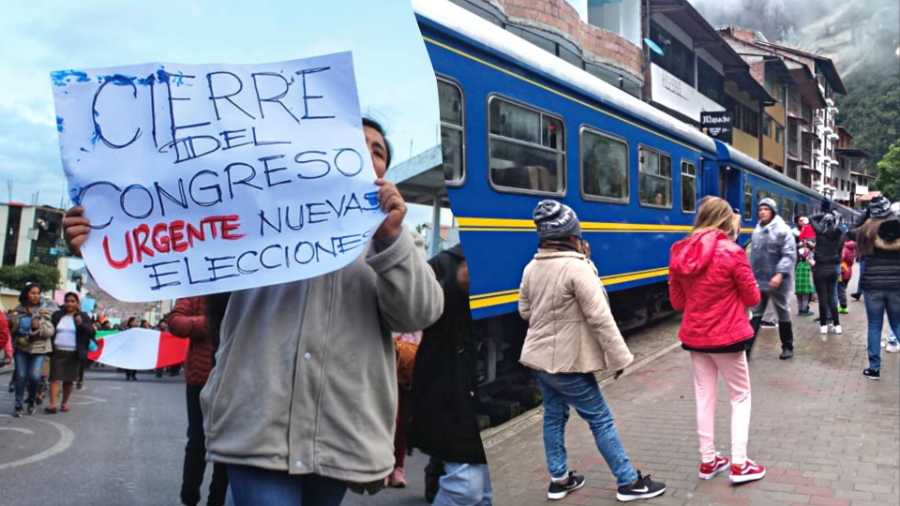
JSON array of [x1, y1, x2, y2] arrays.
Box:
[[519, 249, 634, 374]]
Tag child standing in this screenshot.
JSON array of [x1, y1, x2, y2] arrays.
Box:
[[839, 240, 856, 314], [796, 239, 815, 317]]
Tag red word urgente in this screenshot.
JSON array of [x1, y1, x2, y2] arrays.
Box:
[[103, 215, 245, 269]]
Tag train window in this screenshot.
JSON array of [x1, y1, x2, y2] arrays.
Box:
[[638, 147, 672, 208], [580, 128, 628, 203], [783, 197, 793, 224], [488, 96, 565, 195], [757, 189, 765, 206], [681, 161, 696, 213], [744, 184, 752, 220], [438, 79, 465, 186]]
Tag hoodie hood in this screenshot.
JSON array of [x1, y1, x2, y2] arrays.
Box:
[[670, 229, 727, 277]]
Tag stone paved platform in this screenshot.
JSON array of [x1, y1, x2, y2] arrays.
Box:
[[486, 285, 899, 506]]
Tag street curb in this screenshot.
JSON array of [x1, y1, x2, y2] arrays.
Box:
[[480, 340, 683, 449]]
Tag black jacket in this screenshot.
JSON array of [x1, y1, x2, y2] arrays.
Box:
[[810, 214, 845, 266], [407, 244, 486, 464], [848, 219, 900, 291], [50, 310, 97, 367]]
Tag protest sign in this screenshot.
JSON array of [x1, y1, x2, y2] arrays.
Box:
[[52, 52, 385, 302]]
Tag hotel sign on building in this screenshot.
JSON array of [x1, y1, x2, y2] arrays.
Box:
[[649, 63, 725, 125]]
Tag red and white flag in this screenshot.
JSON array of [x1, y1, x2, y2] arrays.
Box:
[[88, 329, 188, 370]]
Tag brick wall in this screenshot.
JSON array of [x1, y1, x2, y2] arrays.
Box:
[[488, 0, 644, 82]]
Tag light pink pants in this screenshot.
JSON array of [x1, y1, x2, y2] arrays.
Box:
[[690, 351, 751, 465]]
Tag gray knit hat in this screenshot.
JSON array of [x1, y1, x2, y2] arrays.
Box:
[[758, 197, 778, 214], [868, 195, 892, 219], [533, 200, 581, 240]]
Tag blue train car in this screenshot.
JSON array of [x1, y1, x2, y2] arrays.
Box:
[[414, 0, 855, 395]]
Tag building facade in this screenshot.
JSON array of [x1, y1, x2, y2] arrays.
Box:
[[0, 204, 66, 268]]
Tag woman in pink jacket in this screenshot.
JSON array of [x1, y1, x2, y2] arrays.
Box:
[[669, 197, 764, 484]]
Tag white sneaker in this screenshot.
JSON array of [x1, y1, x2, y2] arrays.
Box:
[[820, 326, 828, 334], [882, 341, 887, 349], [833, 325, 842, 335], [887, 342, 900, 353]]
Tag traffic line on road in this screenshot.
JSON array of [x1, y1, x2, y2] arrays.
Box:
[[0, 415, 75, 471]]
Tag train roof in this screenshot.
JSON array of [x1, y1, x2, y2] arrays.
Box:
[[414, 0, 830, 205], [715, 142, 822, 201], [413, 0, 718, 154]]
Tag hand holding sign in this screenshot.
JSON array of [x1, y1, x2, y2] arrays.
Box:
[[53, 52, 388, 302]]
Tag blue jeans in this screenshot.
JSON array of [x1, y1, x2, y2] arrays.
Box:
[[533, 370, 637, 487], [14, 350, 46, 406], [864, 289, 900, 372], [227, 466, 347, 506], [433, 462, 492, 506]]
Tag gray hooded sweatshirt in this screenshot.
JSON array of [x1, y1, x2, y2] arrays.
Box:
[[200, 229, 443, 483]]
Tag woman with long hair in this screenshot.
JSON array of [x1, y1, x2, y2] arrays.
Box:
[[7, 283, 54, 417], [669, 197, 765, 484], [846, 196, 900, 380], [809, 211, 845, 335], [47, 292, 96, 413]]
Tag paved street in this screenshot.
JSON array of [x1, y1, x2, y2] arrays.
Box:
[[485, 288, 900, 506], [0, 369, 430, 506]]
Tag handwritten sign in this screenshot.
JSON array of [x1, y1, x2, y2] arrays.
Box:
[[51, 52, 385, 302]]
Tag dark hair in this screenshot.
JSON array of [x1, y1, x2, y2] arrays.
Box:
[[18, 282, 41, 306], [64, 292, 80, 303], [126, 317, 138, 326], [362, 117, 392, 169]]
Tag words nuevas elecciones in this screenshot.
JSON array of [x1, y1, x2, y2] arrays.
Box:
[[52, 52, 385, 302]]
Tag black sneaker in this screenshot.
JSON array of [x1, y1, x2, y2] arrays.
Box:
[[779, 349, 793, 360], [863, 369, 880, 380], [759, 320, 778, 329], [616, 472, 666, 502], [26, 398, 36, 415], [14, 403, 23, 418], [548, 471, 586, 500], [851, 293, 861, 301]]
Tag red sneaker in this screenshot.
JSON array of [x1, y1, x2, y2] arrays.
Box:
[[730, 459, 766, 484], [699, 453, 730, 480]]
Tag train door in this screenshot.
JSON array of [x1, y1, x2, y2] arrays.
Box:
[[702, 160, 741, 209], [719, 165, 742, 210]]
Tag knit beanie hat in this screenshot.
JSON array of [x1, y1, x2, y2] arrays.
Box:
[[758, 197, 778, 214], [533, 200, 581, 240], [869, 195, 892, 218]]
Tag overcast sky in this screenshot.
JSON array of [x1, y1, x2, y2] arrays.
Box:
[[0, 0, 447, 226]]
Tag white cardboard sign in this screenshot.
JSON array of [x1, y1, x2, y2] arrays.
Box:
[[51, 52, 385, 302]]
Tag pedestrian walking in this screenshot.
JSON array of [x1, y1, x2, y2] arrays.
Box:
[[746, 198, 797, 360], [839, 239, 856, 314], [795, 239, 816, 317], [7, 283, 54, 417], [46, 293, 96, 414], [123, 317, 139, 381], [62, 117, 443, 506], [518, 200, 666, 502], [408, 245, 492, 506], [845, 196, 900, 380], [1, 311, 12, 374], [809, 211, 845, 335], [168, 296, 229, 506], [390, 331, 420, 489], [669, 196, 766, 484]]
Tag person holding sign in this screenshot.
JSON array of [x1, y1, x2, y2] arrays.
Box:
[[63, 118, 443, 506]]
